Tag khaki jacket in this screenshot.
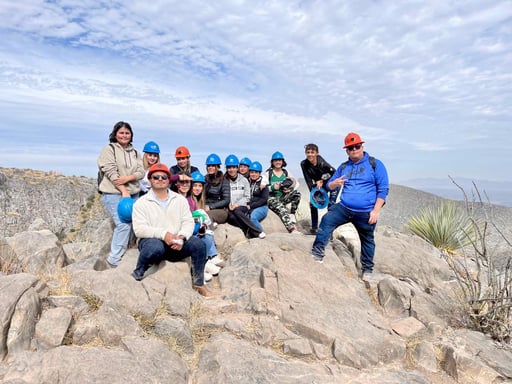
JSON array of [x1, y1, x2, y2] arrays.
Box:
[[97, 143, 144, 194]]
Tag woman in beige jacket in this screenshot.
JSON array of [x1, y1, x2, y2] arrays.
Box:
[[97, 121, 144, 267]]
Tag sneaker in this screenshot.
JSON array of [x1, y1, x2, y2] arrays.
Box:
[[258, 231, 266, 239], [131, 271, 143, 281], [106, 260, 118, 269], [205, 260, 221, 275], [212, 222, 218, 229], [311, 254, 324, 264], [309, 228, 318, 235], [362, 271, 373, 282], [209, 255, 225, 267], [193, 285, 214, 298], [289, 213, 297, 223], [204, 271, 213, 282], [290, 228, 302, 235]]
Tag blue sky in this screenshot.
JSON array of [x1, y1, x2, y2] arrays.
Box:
[[0, 1, 511, 185]]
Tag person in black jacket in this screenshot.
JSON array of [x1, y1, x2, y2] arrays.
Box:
[[248, 161, 269, 233], [204, 153, 230, 225], [300, 143, 338, 234]]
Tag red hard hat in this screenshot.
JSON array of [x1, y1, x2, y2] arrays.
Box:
[[175, 146, 191, 158], [148, 163, 171, 179], [344, 132, 365, 148]]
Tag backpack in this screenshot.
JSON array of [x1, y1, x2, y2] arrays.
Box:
[[340, 156, 376, 173], [97, 144, 115, 193]]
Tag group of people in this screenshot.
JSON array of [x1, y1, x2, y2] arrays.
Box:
[[97, 121, 389, 297]]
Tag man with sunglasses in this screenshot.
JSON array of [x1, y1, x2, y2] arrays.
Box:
[[131, 163, 213, 297], [311, 132, 389, 283]]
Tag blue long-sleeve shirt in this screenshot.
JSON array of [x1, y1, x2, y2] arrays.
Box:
[[326, 152, 389, 212]]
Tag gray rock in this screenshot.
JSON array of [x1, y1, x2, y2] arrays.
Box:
[[391, 317, 426, 338], [72, 303, 143, 346], [410, 341, 438, 372], [34, 307, 72, 348], [2, 337, 188, 384], [0, 273, 43, 360], [46, 295, 90, 316], [7, 287, 41, 356], [153, 316, 194, 354], [6, 230, 68, 275], [378, 276, 413, 318], [282, 338, 313, 357]]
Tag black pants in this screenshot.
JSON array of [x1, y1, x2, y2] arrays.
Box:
[[227, 206, 262, 238]]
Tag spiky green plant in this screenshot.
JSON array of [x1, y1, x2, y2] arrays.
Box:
[[405, 201, 475, 255]]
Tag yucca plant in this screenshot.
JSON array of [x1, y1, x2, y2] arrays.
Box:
[[405, 201, 475, 255]]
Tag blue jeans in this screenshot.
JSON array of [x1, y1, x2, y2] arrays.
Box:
[[102, 193, 138, 266], [196, 233, 217, 258], [250, 206, 268, 232], [133, 236, 207, 286], [311, 204, 376, 273]]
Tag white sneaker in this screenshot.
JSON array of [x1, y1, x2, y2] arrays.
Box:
[[289, 214, 297, 223], [205, 260, 221, 275], [209, 255, 225, 267], [204, 271, 213, 282], [258, 231, 266, 239], [290, 228, 302, 235], [212, 222, 218, 229]]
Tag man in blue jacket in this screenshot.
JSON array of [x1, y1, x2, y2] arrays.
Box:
[[311, 132, 389, 281]]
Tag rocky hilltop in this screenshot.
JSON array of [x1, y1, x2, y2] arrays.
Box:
[[0, 168, 511, 384]]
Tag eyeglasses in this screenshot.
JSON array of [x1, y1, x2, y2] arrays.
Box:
[[151, 174, 169, 180], [346, 144, 362, 151]]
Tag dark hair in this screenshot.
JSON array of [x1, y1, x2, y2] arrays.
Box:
[[109, 121, 133, 144], [304, 143, 318, 152], [271, 158, 287, 168], [206, 170, 224, 186]]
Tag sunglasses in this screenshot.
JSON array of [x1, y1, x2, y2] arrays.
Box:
[[346, 144, 362, 151], [151, 174, 169, 180]]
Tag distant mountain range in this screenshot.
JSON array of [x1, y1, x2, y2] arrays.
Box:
[[399, 177, 512, 207]]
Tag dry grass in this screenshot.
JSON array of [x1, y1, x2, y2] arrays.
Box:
[[132, 299, 169, 334], [40, 269, 73, 296], [82, 293, 103, 312]]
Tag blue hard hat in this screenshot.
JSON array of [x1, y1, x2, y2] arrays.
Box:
[[271, 151, 284, 160], [117, 197, 134, 223], [191, 171, 205, 184], [249, 161, 263, 172], [225, 154, 239, 167], [205, 153, 221, 165], [143, 141, 160, 154], [239, 157, 252, 167], [310, 187, 329, 209]]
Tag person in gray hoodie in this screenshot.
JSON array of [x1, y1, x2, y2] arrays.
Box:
[[224, 154, 265, 239]]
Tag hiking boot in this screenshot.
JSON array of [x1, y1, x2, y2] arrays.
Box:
[[289, 214, 297, 223], [205, 260, 221, 276], [204, 271, 213, 282], [258, 231, 266, 239], [311, 254, 324, 264], [193, 285, 214, 298]]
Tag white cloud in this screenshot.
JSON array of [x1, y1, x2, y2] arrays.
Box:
[[0, 0, 510, 181]]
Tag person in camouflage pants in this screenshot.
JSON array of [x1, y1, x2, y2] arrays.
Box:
[[264, 151, 301, 234]]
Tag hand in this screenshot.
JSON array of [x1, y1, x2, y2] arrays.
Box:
[[273, 182, 281, 191], [330, 176, 346, 190], [368, 209, 380, 225], [179, 174, 192, 181], [113, 175, 131, 186], [316, 180, 323, 188]]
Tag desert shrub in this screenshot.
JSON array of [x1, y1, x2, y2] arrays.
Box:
[[409, 179, 511, 342], [405, 201, 476, 254]]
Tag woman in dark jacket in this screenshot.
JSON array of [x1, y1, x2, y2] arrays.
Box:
[[204, 153, 230, 225]]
